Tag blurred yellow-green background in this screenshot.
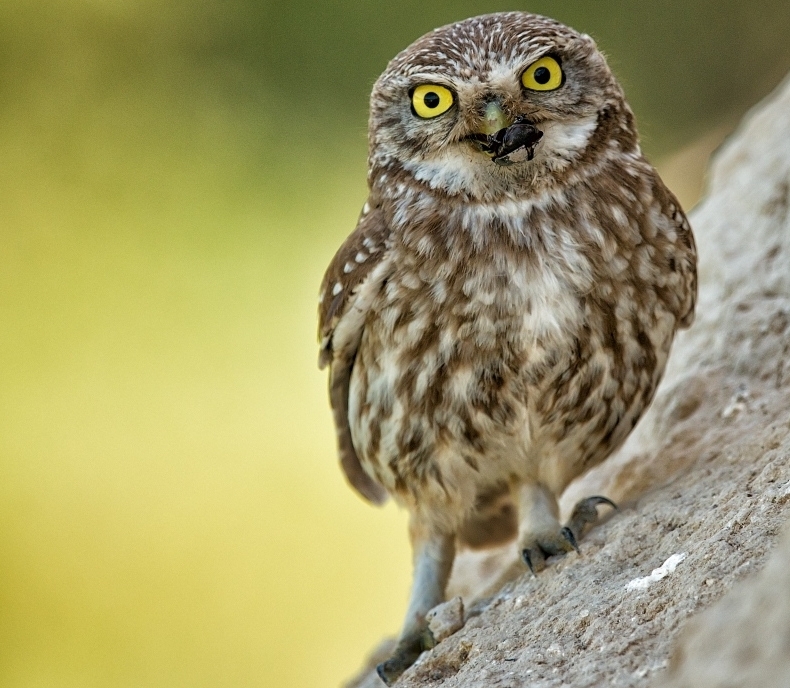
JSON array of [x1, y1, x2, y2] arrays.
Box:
[[2, 2, 790, 686]]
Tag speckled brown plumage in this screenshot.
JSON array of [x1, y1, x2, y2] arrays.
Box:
[[318, 11, 696, 683]]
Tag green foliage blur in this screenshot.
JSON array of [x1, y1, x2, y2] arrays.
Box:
[[1, 2, 789, 688]]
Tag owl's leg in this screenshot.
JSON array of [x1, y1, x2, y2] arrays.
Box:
[[376, 521, 455, 686], [517, 483, 578, 574]]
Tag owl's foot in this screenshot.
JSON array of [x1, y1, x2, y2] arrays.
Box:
[[518, 486, 617, 574], [520, 525, 578, 574], [376, 626, 435, 686]]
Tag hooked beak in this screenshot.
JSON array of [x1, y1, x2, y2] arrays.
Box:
[[469, 101, 544, 166], [482, 101, 511, 136]]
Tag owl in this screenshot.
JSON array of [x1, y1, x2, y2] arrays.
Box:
[[318, 12, 696, 684]]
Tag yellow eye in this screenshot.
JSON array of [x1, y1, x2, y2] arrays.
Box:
[[411, 84, 454, 119], [521, 56, 564, 91]]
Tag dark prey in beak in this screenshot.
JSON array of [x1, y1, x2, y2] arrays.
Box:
[[468, 118, 544, 166]]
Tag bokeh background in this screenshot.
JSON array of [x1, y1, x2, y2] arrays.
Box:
[[2, 2, 790, 687]]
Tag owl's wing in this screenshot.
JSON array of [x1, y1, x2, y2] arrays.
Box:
[[669, 204, 697, 329], [654, 178, 698, 329], [318, 204, 392, 505]]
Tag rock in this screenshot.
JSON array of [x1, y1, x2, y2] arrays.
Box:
[[426, 597, 465, 643], [345, 72, 790, 688], [661, 523, 790, 688]]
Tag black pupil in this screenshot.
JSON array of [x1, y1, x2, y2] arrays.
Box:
[[423, 91, 441, 108], [534, 66, 551, 85]]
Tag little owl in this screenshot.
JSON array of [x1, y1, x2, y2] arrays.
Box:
[[318, 12, 697, 684]]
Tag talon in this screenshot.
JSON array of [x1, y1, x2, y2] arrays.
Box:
[[522, 548, 536, 575], [590, 495, 618, 510], [561, 526, 579, 553]]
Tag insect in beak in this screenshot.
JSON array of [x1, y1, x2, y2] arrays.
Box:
[[467, 101, 543, 165], [469, 118, 544, 166]]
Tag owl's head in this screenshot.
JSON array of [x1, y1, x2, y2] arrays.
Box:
[[368, 12, 637, 202]]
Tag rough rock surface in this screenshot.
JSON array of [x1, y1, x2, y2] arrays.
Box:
[[662, 522, 790, 688], [347, 72, 790, 688]]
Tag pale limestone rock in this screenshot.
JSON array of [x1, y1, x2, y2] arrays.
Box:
[[662, 524, 790, 688], [426, 597, 465, 643]]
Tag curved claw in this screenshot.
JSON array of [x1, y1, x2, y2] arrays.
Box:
[[521, 548, 536, 575], [560, 526, 579, 553], [590, 495, 618, 509]]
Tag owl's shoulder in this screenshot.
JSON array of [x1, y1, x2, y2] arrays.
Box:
[[318, 200, 392, 368], [573, 154, 698, 329]]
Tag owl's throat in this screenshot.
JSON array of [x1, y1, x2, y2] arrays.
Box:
[[468, 119, 544, 167]]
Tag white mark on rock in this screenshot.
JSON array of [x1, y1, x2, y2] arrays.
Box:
[[625, 553, 687, 591]]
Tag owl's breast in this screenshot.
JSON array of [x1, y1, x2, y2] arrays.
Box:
[[346, 234, 592, 510], [347, 184, 684, 518]]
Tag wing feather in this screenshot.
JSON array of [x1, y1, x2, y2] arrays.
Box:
[[318, 204, 391, 504], [651, 175, 698, 329]]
